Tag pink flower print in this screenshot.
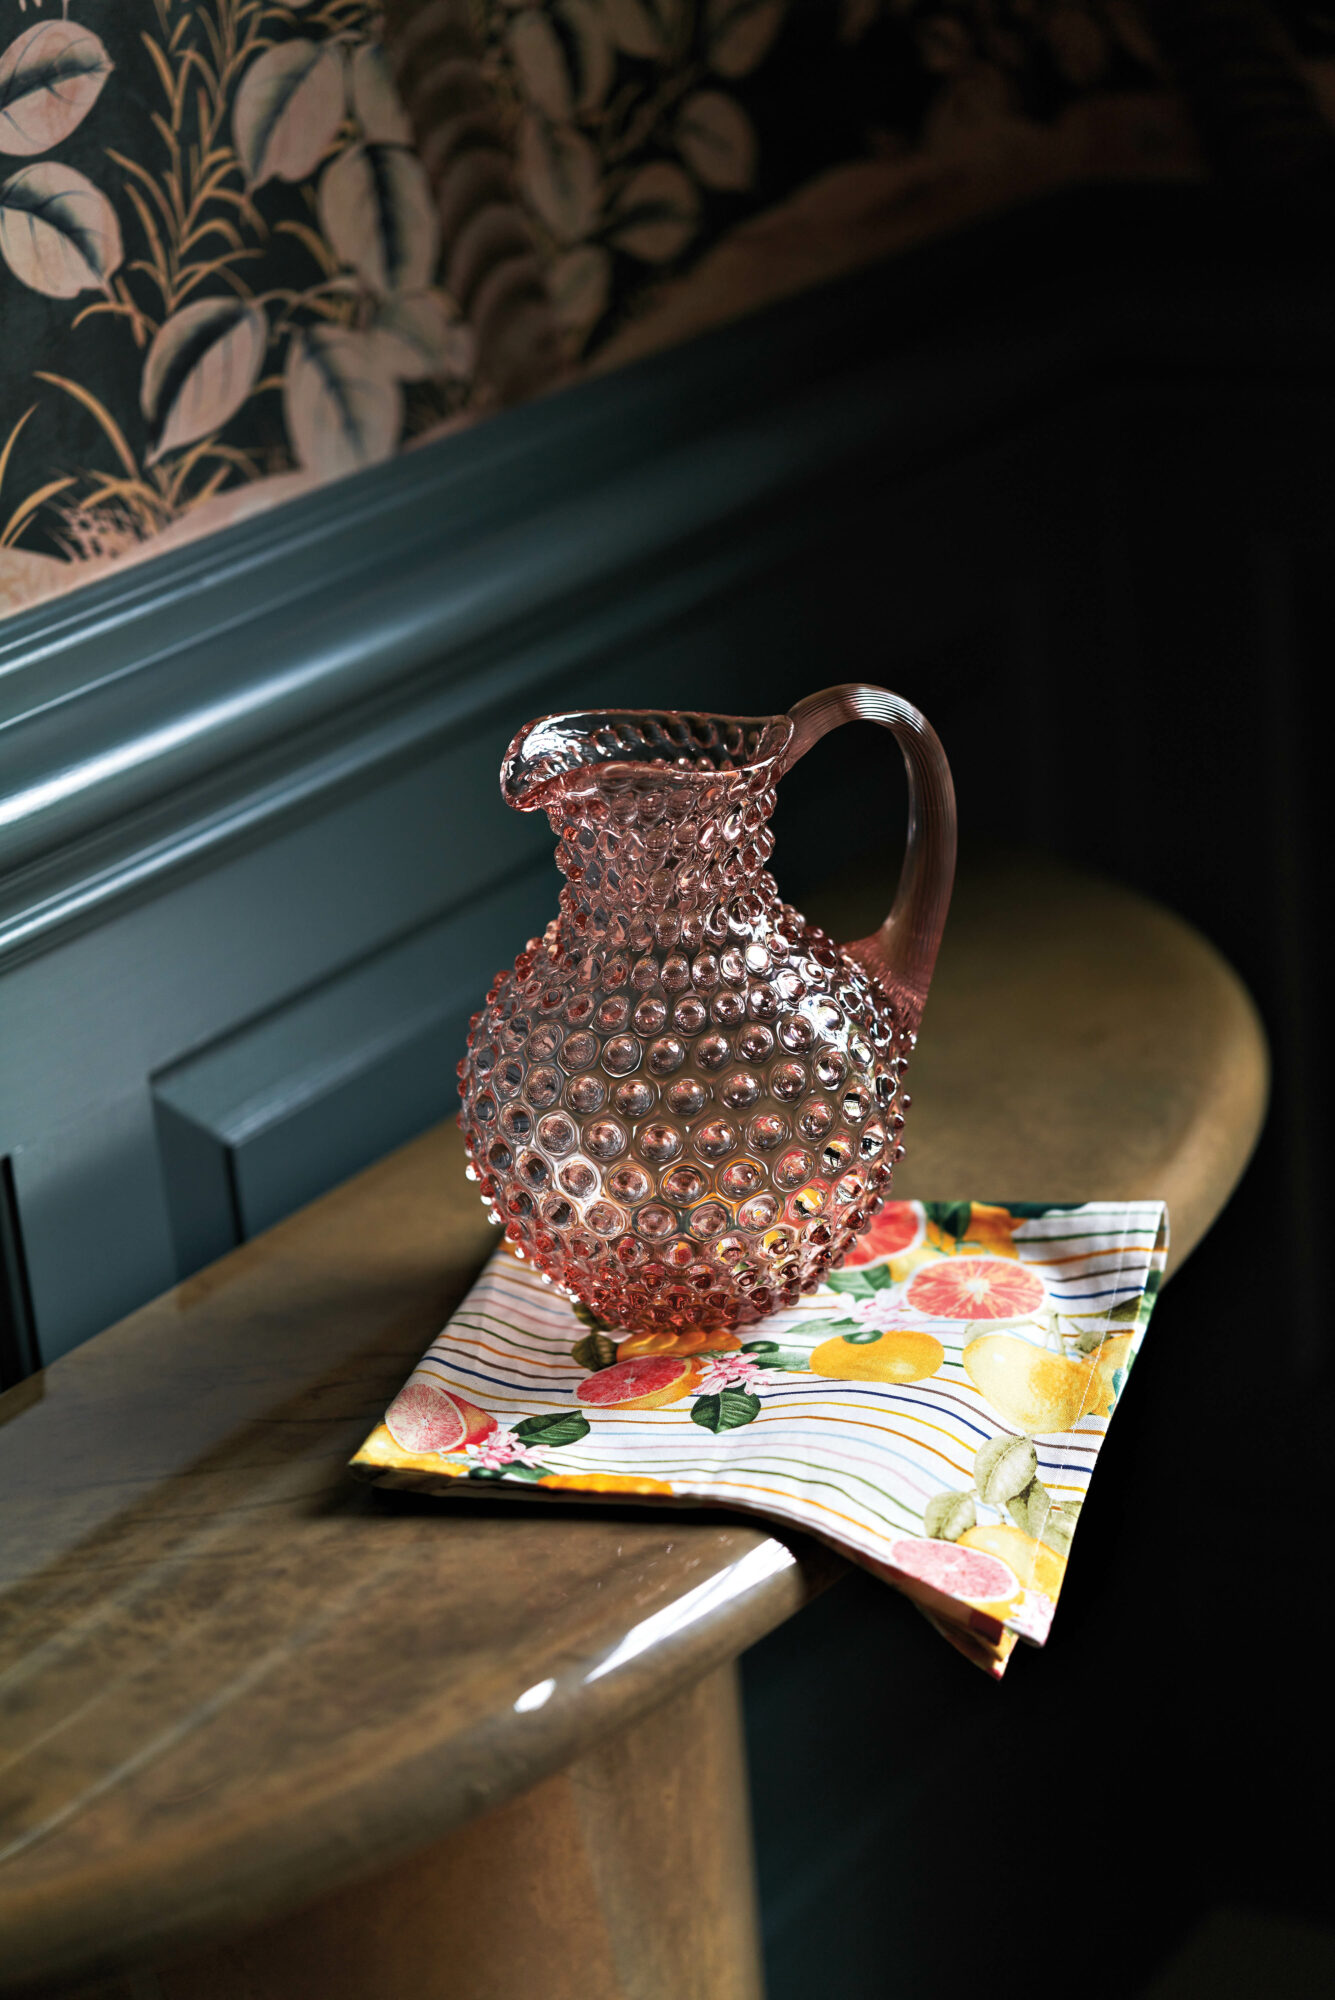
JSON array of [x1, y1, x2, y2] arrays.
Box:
[[469, 1429, 544, 1470], [695, 1354, 764, 1396], [839, 1295, 894, 1328]]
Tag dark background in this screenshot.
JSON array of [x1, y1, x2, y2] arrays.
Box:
[[738, 203, 1334, 1994]]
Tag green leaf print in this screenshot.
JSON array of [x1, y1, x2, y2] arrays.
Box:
[[691, 1388, 761, 1432], [923, 1490, 976, 1541], [741, 1340, 815, 1371], [513, 1411, 592, 1447], [1006, 1480, 1050, 1536], [974, 1434, 1038, 1506], [571, 1330, 617, 1371], [995, 1202, 1087, 1217], [1039, 1500, 1082, 1557], [924, 1200, 973, 1240], [826, 1263, 895, 1298]]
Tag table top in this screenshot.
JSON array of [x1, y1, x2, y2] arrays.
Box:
[[0, 853, 1267, 1991]]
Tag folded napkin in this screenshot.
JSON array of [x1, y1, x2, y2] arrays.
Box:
[[352, 1199, 1166, 1677]]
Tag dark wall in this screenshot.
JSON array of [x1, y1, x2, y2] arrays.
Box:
[[739, 218, 1335, 1999]]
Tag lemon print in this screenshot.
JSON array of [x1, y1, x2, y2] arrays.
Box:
[[810, 1327, 945, 1383], [964, 1329, 1136, 1431], [1082, 1332, 1135, 1418], [962, 1202, 1022, 1258], [359, 1423, 469, 1473], [964, 1333, 1098, 1432], [959, 1523, 1067, 1603]]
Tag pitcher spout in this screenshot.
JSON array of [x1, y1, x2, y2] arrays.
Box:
[[501, 707, 798, 942], [500, 708, 794, 813]]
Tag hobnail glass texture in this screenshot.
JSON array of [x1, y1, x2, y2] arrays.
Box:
[[457, 689, 956, 1336]]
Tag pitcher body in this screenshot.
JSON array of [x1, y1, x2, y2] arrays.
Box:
[[458, 690, 956, 1337]]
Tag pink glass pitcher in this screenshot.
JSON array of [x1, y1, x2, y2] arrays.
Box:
[[458, 685, 956, 1336]]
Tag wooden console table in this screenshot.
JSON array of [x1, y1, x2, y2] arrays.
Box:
[[0, 856, 1267, 1999]]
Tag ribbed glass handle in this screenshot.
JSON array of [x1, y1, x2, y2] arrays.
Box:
[[783, 683, 957, 1032]]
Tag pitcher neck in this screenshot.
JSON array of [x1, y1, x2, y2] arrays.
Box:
[[553, 875, 783, 953], [547, 788, 782, 951]]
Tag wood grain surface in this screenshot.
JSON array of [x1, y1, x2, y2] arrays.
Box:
[[863, 852, 1268, 1269], [97, 1664, 761, 2000], [0, 855, 1267, 1992]]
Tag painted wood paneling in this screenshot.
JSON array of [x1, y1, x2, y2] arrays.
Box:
[[3, 193, 1332, 1378], [152, 866, 555, 1276]]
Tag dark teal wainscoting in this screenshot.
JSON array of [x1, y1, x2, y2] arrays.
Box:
[[0, 195, 1099, 1376], [3, 190, 1329, 1396]]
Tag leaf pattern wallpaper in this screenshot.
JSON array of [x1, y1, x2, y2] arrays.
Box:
[[0, 0, 466, 618], [2, 0, 1333, 621]]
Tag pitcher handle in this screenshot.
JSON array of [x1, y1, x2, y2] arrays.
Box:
[[782, 684, 957, 1035]]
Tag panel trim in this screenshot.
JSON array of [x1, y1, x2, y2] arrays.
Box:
[[148, 858, 553, 1278], [0, 192, 1186, 974], [0, 1158, 39, 1389], [4, 189, 1329, 978]]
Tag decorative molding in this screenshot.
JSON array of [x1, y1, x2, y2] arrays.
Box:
[[0, 193, 1178, 974], [3, 190, 1331, 978]]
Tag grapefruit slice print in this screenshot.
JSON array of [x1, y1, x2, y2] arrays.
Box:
[[844, 1201, 923, 1267], [385, 1381, 497, 1454], [886, 1535, 1022, 1614], [576, 1355, 700, 1410], [906, 1255, 1044, 1320]]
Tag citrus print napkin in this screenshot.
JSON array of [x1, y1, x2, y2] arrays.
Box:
[[352, 1200, 1167, 1677]]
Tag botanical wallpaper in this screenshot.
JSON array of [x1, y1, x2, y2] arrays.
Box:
[[3, 0, 1333, 621], [1, 0, 468, 617]]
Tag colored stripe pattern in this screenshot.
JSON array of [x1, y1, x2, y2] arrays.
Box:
[[352, 1199, 1167, 1678]]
